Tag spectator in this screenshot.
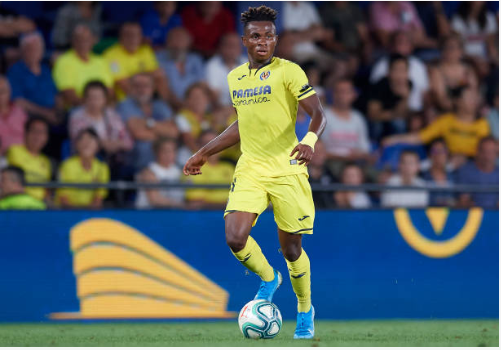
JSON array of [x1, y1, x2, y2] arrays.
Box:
[[0, 166, 46, 210], [140, 1, 182, 48], [320, 1, 372, 62], [422, 139, 455, 207], [184, 130, 234, 209], [369, 1, 437, 50], [334, 163, 371, 209], [281, 1, 333, 69], [104, 22, 172, 103], [52, 24, 113, 107], [117, 73, 178, 172], [7, 32, 60, 125], [455, 136, 498, 209], [69, 81, 133, 162], [308, 140, 335, 208], [381, 150, 429, 208], [321, 79, 372, 178], [414, 2, 451, 41], [156, 27, 205, 103], [383, 86, 490, 166], [181, 1, 235, 58], [206, 33, 247, 107], [367, 54, 411, 141], [52, 2, 102, 49], [175, 83, 212, 161], [56, 128, 110, 208], [451, 2, 498, 76], [370, 31, 429, 112], [135, 137, 184, 209], [0, 76, 28, 154], [429, 34, 478, 112], [6, 117, 51, 202], [486, 92, 498, 140]]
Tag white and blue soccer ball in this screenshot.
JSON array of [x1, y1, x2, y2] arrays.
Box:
[[238, 299, 282, 339]]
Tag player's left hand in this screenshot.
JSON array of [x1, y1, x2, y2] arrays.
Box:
[[290, 143, 314, 166]]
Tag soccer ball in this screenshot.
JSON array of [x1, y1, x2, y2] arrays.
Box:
[[238, 299, 282, 339]]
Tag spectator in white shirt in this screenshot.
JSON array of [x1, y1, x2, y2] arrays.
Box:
[[370, 31, 429, 111], [381, 150, 429, 208], [206, 33, 247, 107], [321, 79, 372, 178], [334, 163, 371, 209]]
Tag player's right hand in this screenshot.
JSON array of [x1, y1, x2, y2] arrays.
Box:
[[183, 153, 208, 175]]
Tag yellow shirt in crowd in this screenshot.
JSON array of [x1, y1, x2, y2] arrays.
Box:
[[104, 43, 159, 101], [6, 145, 51, 201], [52, 49, 113, 97], [419, 113, 490, 157], [55, 156, 110, 207], [185, 161, 234, 204]]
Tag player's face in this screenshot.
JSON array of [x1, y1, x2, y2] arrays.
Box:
[[243, 21, 277, 64]]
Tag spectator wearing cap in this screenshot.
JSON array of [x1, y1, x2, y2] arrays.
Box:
[[367, 54, 412, 141], [52, 24, 113, 107], [383, 86, 490, 168], [117, 73, 179, 172], [7, 32, 60, 125], [52, 1, 103, 49], [6, 117, 51, 202], [370, 31, 429, 112], [56, 128, 110, 208], [381, 150, 429, 208], [104, 22, 173, 104], [455, 136, 498, 209], [140, 1, 182, 49], [69, 81, 133, 162], [0, 76, 28, 154], [156, 27, 206, 104], [206, 33, 247, 107], [0, 166, 46, 210], [181, 1, 235, 58]]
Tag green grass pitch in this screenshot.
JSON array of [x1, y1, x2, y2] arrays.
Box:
[[0, 320, 498, 346]]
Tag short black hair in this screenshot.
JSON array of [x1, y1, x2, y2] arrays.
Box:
[[389, 53, 408, 69], [75, 127, 99, 143], [83, 80, 108, 98], [399, 149, 419, 162], [25, 116, 48, 134], [1, 166, 25, 185], [153, 137, 177, 155], [241, 5, 278, 27]]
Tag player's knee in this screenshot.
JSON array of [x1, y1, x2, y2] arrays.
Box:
[[226, 233, 247, 252], [282, 245, 301, 262]]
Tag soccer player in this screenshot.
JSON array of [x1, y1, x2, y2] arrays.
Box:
[[183, 6, 326, 339]]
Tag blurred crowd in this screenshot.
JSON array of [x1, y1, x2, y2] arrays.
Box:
[[0, 1, 498, 210]]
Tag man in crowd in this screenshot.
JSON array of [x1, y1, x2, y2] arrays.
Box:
[[0, 166, 46, 210]]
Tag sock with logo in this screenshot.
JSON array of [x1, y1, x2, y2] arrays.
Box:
[[231, 236, 275, 282], [286, 249, 312, 313]]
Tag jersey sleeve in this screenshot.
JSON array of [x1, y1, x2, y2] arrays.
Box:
[[419, 115, 448, 144], [284, 62, 316, 101]]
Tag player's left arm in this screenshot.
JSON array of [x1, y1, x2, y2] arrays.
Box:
[[290, 95, 327, 166]]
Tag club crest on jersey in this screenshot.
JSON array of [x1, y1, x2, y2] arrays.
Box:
[[260, 71, 270, 81]]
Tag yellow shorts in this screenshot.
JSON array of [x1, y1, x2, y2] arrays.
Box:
[[224, 172, 315, 234]]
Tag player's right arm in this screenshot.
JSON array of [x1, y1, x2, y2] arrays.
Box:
[[183, 120, 240, 175]]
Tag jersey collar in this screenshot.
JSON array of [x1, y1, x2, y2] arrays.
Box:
[[247, 57, 276, 77]]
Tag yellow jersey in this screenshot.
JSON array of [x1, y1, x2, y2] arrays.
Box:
[[227, 57, 316, 177], [52, 50, 113, 97], [55, 156, 110, 207], [419, 113, 490, 157], [104, 43, 159, 101], [6, 145, 51, 201]]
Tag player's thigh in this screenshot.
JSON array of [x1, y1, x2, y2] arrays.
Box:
[[224, 173, 269, 227], [224, 211, 257, 248], [268, 173, 315, 234]]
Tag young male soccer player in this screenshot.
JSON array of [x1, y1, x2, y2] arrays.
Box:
[[183, 6, 326, 339]]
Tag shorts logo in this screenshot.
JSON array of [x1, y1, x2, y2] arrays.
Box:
[[298, 215, 309, 221], [394, 208, 483, 258], [260, 71, 270, 81]]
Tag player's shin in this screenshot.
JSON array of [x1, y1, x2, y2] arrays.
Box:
[[286, 249, 312, 313], [231, 236, 275, 282]]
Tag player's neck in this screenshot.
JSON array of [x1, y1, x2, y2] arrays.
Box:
[[248, 56, 273, 70]]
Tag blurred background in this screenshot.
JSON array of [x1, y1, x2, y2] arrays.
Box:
[[0, 0, 498, 210]]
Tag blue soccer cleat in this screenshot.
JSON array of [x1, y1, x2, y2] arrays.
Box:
[[293, 306, 315, 339], [254, 269, 282, 302]]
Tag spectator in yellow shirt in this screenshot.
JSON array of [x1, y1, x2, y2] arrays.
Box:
[[56, 128, 110, 208], [0, 166, 46, 210], [185, 130, 234, 209], [103, 22, 176, 106], [6, 117, 51, 202], [383, 86, 490, 168], [52, 24, 113, 107]]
